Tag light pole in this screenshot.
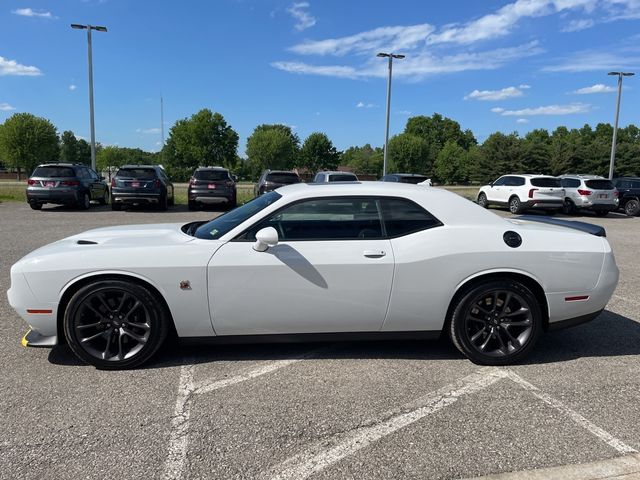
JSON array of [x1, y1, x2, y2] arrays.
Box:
[[607, 71, 634, 179], [71, 24, 107, 171], [377, 52, 405, 177]]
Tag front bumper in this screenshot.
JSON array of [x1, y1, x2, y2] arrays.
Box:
[[8, 270, 59, 343]]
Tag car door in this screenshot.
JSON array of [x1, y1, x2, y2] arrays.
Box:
[[485, 176, 507, 202], [208, 196, 394, 335], [87, 168, 103, 199]]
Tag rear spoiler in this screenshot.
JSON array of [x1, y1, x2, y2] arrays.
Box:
[[515, 215, 606, 237]]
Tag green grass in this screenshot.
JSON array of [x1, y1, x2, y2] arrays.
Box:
[[0, 183, 26, 203], [173, 183, 254, 205]]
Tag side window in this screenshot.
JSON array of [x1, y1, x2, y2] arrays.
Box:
[[561, 178, 580, 188], [514, 177, 525, 186], [89, 169, 100, 180], [379, 198, 442, 237], [493, 177, 507, 186], [633, 181, 640, 189], [77, 168, 89, 179], [245, 197, 383, 241]]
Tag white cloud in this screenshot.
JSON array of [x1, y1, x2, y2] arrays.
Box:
[[0, 102, 16, 111], [516, 118, 530, 123], [495, 103, 591, 116], [136, 128, 161, 134], [289, 23, 434, 56], [464, 85, 530, 101], [562, 18, 595, 31], [69, 84, 77, 91], [287, 2, 316, 31], [12, 7, 55, 18], [544, 50, 640, 72], [0, 56, 42, 76], [603, 0, 640, 20], [272, 61, 359, 79], [571, 83, 617, 94], [356, 101, 376, 108], [491, 107, 505, 113]]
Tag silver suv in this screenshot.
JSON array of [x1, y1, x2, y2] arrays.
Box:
[[559, 175, 618, 217], [313, 171, 358, 182]]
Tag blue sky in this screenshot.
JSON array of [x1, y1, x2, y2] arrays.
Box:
[[1, 0, 639, 155]]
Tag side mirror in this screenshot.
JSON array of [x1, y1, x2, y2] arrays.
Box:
[[489, 182, 494, 187], [100, 176, 105, 181], [253, 227, 279, 252]]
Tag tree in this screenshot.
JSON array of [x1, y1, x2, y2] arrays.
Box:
[[521, 129, 551, 174], [164, 109, 239, 179], [300, 132, 339, 172], [76, 139, 92, 165], [60, 131, 79, 163], [477, 132, 523, 183], [0, 113, 59, 179], [245, 124, 300, 178], [340, 144, 383, 176], [434, 140, 471, 184], [387, 133, 431, 174]]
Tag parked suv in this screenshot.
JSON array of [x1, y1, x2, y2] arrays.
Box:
[[188, 166, 237, 210], [559, 175, 618, 216], [478, 174, 564, 214], [26, 163, 109, 210], [380, 173, 430, 184], [254, 170, 301, 196], [313, 171, 358, 182], [110, 165, 174, 211], [613, 177, 640, 216]]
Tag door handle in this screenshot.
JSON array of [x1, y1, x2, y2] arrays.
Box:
[[363, 250, 386, 258]]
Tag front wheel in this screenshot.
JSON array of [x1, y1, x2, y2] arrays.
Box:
[[624, 199, 640, 216], [63, 279, 170, 369], [508, 196, 522, 214], [449, 279, 542, 365], [477, 193, 488, 208]]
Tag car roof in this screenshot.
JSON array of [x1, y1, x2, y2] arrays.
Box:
[[500, 173, 557, 178], [265, 170, 297, 174], [273, 182, 505, 228], [388, 173, 427, 177], [559, 174, 606, 179], [196, 166, 227, 170], [37, 163, 82, 168], [119, 165, 159, 169]]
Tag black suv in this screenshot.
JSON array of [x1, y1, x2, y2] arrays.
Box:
[[26, 163, 109, 210], [111, 165, 174, 211], [254, 170, 301, 196], [188, 167, 237, 210], [613, 177, 640, 216]]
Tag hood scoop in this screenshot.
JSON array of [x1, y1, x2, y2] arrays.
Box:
[[77, 240, 98, 245]]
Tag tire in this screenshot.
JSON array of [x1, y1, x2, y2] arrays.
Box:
[[159, 193, 168, 211], [78, 192, 91, 210], [477, 193, 488, 208], [188, 200, 197, 211], [544, 209, 558, 216], [624, 199, 640, 216], [63, 279, 170, 369], [168, 192, 175, 207], [99, 189, 109, 205], [508, 196, 522, 214], [594, 210, 609, 217], [449, 279, 543, 366], [227, 195, 237, 210], [562, 198, 577, 215], [29, 200, 42, 210], [111, 202, 122, 211]]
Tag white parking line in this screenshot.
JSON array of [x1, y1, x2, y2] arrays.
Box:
[[264, 368, 508, 480], [505, 370, 638, 455], [161, 349, 325, 480], [162, 363, 196, 480]]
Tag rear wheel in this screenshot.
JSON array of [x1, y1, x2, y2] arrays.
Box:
[[624, 199, 640, 216], [562, 198, 577, 215], [29, 200, 42, 210], [63, 279, 169, 369], [227, 195, 237, 210], [159, 193, 168, 211], [449, 279, 542, 365], [99, 189, 109, 205], [188, 200, 197, 211], [508, 196, 522, 214], [78, 192, 91, 210], [477, 193, 488, 208], [111, 202, 122, 211], [594, 210, 609, 217]]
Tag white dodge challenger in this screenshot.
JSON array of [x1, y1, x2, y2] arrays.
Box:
[[8, 182, 618, 369]]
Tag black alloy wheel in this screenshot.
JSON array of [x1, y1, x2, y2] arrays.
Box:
[[64, 280, 169, 369], [450, 279, 542, 365], [624, 199, 640, 216]]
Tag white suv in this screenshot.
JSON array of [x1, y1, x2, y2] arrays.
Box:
[[559, 175, 618, 217], [478, 174, 564, 214]]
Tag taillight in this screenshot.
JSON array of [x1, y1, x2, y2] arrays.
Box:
[[27, 179, 36, 185], [614, 190, 619, 198], [188, 177, 195, 187], [577, 189, 592, 196], [60, 180, 80, 186], [111, 178, 116, 187], [528, 188, 538, 198], [154, 179, 161, 188]]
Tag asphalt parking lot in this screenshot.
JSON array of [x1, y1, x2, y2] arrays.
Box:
[[1, 200, 639, 480]]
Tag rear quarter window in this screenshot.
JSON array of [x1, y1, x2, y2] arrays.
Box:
[[530, 177, 561, 187], [32, 166, 76, 178], [380, 198, 442, 237]]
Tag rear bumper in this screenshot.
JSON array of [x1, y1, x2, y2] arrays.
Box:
[[548, 309, 603, 331], [112, 192, 161, 204], [26, 189, 79, 204], [524, 199, 563, 209], [188, 189, 234, 203]]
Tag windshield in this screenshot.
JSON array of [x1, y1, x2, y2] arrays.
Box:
[[194, 191, 282, 239], [116, 168, 157, 179], [32, 166, 75, 178], [266, 173, 300, 184], [531, 177, 561, 187], [195, 170, 229, 181]]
